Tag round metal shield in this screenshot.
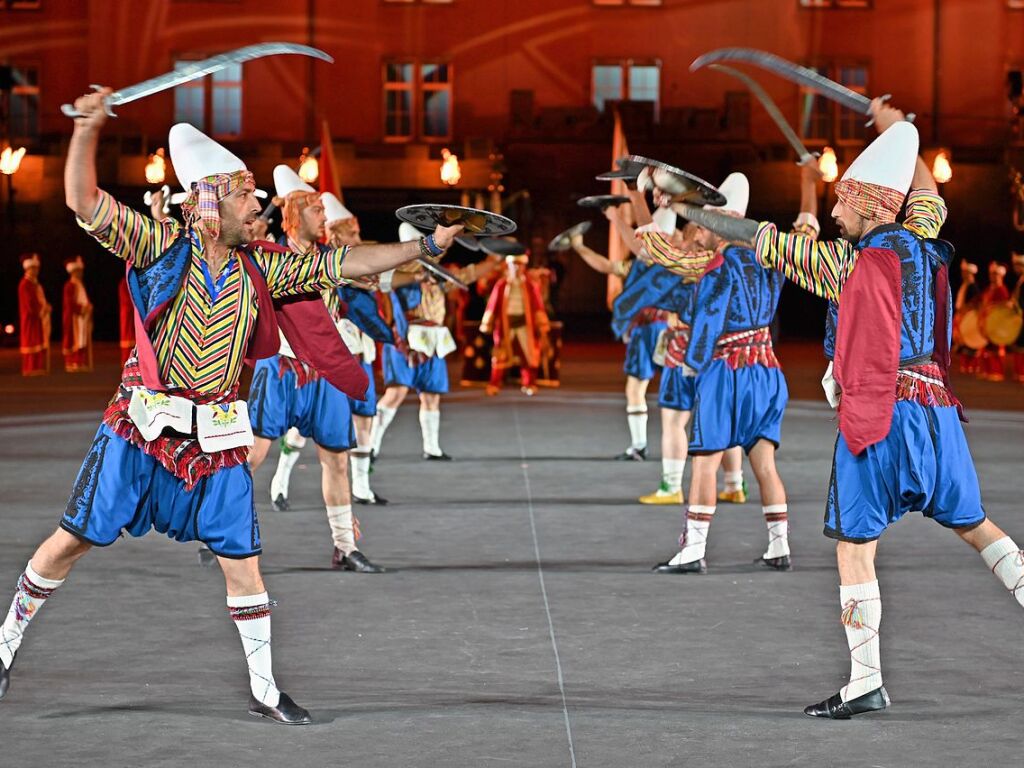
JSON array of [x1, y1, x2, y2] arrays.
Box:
[[595, 157, 647, 183], [628, 155, 727, 207], [396, 204, 517, 236], [958, 309, 988, 351], [577, 194, 631, 210], [547, 221, 592, 252], [982, 302, 1024, 347], [480, 238, 528, 257]]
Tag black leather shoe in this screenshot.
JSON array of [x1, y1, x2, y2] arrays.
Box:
[[369, 449, 377, 466], [332, 548, 387, 573], [755, 555, 792, 571], [804, 686, 890, 719], [248, 692, 312, 725], [197, 544, 218, 568], [353, 494, 389, 506], [653, 558, 707, 574], [614, 447, 648, 461], [272, 493, 290, 512], [423, 452, 453, 461], [0, 654, 14, 700]]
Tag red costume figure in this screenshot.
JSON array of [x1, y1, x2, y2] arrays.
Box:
[[480, 254, 550, 396], [978, 261, 1010, 381], [17, 253, 50, 377], [118, 278, 135, 364], [61, 255, 93, 372]]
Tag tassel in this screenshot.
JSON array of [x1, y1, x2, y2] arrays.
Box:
[[841, 598, 864, 629]]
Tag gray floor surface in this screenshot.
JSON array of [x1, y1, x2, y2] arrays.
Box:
[[1, 390, 1022, 768]]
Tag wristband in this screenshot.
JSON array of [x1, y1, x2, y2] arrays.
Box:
[[425, 233, 444, 257]]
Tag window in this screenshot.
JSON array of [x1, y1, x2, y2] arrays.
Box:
[[173, 58, 242, 138], [799, 0, 870, 7], [383, 61, 452, 141], [799, 63, 868, 144], [7, 65, 39, 142], [591, 60, 660, 117]]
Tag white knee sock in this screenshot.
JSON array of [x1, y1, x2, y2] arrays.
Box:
[[350, 446, 373, 500], [839, 580, 882, 701], [670, 505, 715, 564], [270, 433, 304, 501], [661, 458, 686, 493], [981, 536, 1024, 608], [419, 408, 442, 456], [227, 592, 280, 707], [626, 405, 648, 451], [326, 504, 358, 553], [724, 470, 744, 493], [0, 562, 63, 669], [371, 406, 397, 456], [762, 504, 790, 559]]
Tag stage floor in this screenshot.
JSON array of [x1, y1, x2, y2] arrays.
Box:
[[1, 380, 1022, 766]]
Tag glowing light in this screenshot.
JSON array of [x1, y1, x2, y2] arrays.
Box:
[[0, 146, 26, 175], [3, 324, 14, 335], [144, 148, 166, 184], [818, 147, 838, 183], [298, 148, 319, 184], [932, 151, 952, 184], [440, 148, 461, 186]]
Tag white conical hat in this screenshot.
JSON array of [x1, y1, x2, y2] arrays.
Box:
[[399, 222, 423, 242], [707, 172, 749, 217], [840, 121, 919, 195], [320, 193, 353, 224], [167, 123, 266, 203], [652, 207, 676, 236], [273, 165, 315, 198]]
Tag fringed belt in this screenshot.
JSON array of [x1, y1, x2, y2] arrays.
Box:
[[278, 355, 319, 389], [629, 307, 669, 335], [713, 327, 779, 370], [896, 362, 960, 408], [102, 357, 249, 490], [664, 325, 691, 369]]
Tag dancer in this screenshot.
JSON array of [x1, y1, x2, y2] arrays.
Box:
[[17, 253, 50, 377], [710, 100, 1024, 718], [246, 167, 384, 573], [61, 255, 92, 372], [0, 90, 460, 721], [480, 250, 551, 396]]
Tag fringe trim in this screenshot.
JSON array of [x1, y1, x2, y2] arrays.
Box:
[[713, 327, 779, 370]]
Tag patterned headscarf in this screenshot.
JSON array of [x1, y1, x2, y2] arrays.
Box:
[[275, 190, 321, 234], [834, 179, 905, 224], [181, 170, 256, 240]]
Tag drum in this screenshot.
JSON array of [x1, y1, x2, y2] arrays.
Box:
[[957, 309, 988, 351], [982, 302, 1024, 347]]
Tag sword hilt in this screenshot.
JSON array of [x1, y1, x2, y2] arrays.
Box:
[[864, 94, 916, 127], [60, 85, 117, 119]]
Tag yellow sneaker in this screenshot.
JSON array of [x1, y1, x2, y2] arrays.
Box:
[[639, 484, 684, 505], [717, 481, 748, 504]]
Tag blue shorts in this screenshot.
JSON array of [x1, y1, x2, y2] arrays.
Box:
[[351, 360, 377, 418], [658, 366, 696, 411], [689, 360, 788, 454], [825, 402, 985, 542], [249, 356, 355, 451], [61, 425, 260, 558], [382, 345, 449, 394], [624, 321, 666, 381]]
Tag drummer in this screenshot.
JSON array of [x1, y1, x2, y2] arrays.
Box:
[[953, 261, 982, 374], [978, 261, 1010, 381]]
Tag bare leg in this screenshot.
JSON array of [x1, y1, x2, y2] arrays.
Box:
[[747, 439, 786, 506], [28, 528, 92, 581], [317, 445, 351, 508], [641, 408, 689, 502], [248, 436, 272, 473], [955, 518, 1009, 552]]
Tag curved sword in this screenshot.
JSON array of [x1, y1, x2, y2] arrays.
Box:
[[706, 64, 815, 166], [691, 47, 914, 126], [61, 43, 334, 118]]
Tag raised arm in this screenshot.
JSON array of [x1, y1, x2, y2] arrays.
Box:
[[342, 224, 463, 278], [636, 225, 715, 282], [606, 203, 644, 257], [64, 88, 110, 222], [571, 234, 622, 275]]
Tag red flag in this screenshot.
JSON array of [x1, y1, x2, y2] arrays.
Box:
[[319, 119, 342, 202], [607, 107, 631, 308]]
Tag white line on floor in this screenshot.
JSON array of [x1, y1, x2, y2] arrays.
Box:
[[513, 405, 578, 768]]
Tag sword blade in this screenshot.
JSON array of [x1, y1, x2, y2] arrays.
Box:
[[692, 48, 871, 115], [706, 64, 815, 165], [418, 257, 469, 291], [62, 43, 333, 117], [672, 203, 759, 246]]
